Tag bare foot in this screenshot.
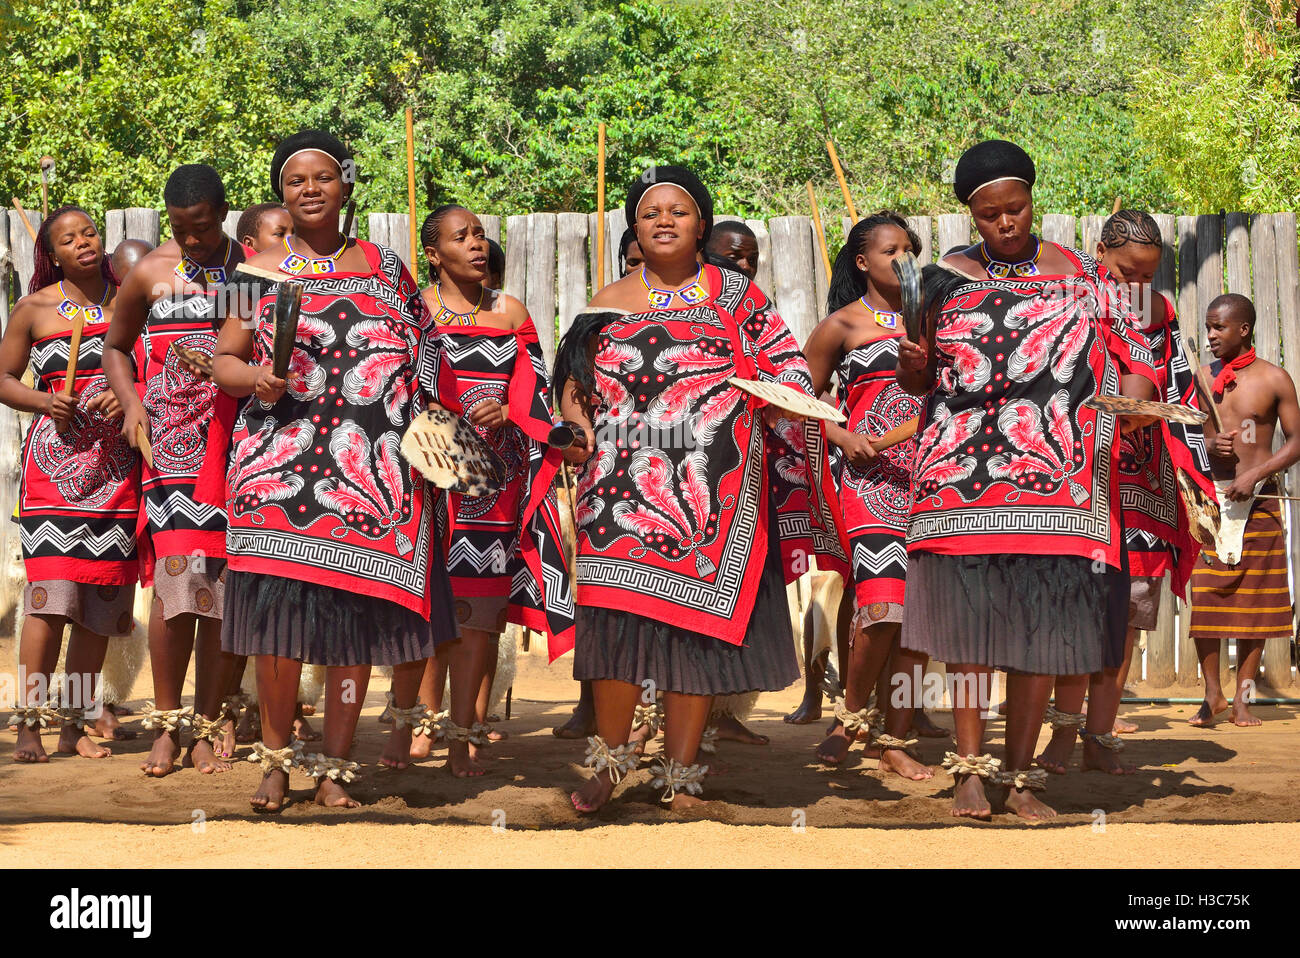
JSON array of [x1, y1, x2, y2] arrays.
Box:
[[235, 708, 260, 744], [12, 725, 49, 763], [669, 793, 709, 813], [1231, 701, 1263, 727], [627, 720, 655, 757], [92, 709, 137, 741], [814, 722, 852, 765], [1189, 694, 1229, 727], [879, 748, 933, 780], [293, 715, 321, 742], [712, 713, 768, 745], [1004, 788, 1057, 822], [251, 768, 289, 813], [570, 771, 615, 814], [951, 773, 991, 820], [380, 726, 412, 769], [140, 731, 181, 777], [409, 731, 435, 760], [57, 727, 111, 758], [1081, 738, 1137, 774], [216, 718, 236, 758], [911, 710, 949, 738], [448, 740, 486, 777], [1112, 715, 1138, 734], [184, 738, 233, 774], [315, 777, 361, 808], [1034, 727, 1077, 774], [486, 727, 507, 743], [783, 695, 823, 724], [553, 705, 596, 739], [469, 740, 494, 764]]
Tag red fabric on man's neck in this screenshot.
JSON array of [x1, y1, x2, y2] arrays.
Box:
[[1212, 348, 1256, 397]]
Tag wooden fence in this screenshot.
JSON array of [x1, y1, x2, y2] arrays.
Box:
[[3, 207, 1298, 689]]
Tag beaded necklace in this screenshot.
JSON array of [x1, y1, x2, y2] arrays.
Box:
[[432, 284, 486, 326], [174, 237, 232, 285], [55, 280, 110, 324], [979, 237, 1041, 279], [640, 266, 708, 309], [858, 296, 900, 331], [279, 235, 347, 276]]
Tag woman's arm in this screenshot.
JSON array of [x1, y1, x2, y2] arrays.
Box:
[[212, 298, 285, 403], [558, 376, 595, 466], [0, 300, 76, 425]]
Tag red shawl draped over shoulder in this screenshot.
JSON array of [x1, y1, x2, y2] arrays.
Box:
[[575, 265, 849, 645], [432, 317, 575, 659]]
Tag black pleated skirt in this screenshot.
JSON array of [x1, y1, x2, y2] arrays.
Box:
[[220, 569, 458, 667], [574, 503, 799, 696], [901, 552, 1113, 676]]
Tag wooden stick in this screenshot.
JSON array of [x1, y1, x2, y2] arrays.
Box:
[[596, 122, 606, 289], [1257, 493, 1300, 503], [807, 181, 833, 282], [1112, 195, 1123, 215], [826, 140, 858, 222], [53, 313, 86, 434], [136, 424, 153, 469], [406, 107, 418, 271], [870, 416, 919, 453], [1181, 335, 1224, 433], [11, 198, 36, 241]]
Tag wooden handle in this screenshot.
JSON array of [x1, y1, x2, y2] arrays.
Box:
[[826, 140, 858, 222], [405, 107, 418, 271], [596, 122, 607, 289], [1180, 335, 1224, 433], [870, 416, 919, 453], [136, 424, 153, 468], [53, 315, 86, 434], [11, 197, 37, 241], [807, 181, 832, 283]]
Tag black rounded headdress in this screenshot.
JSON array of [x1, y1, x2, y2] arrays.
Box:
[[624, 165, 714, 246], [953, 140, 1036, 205], [270, 130, 354, 201]]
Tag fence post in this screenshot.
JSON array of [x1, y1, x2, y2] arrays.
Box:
[[503, 215, 529, 303], [768, 216, 817, 346], [747, 218, 774, 299], [105, 209, 125, 251], [935, 213, 970, 258], [480, 214, 501, 246], [525, 213, 557, 366], [555, 212, 588, 349], [1152, 214, 1177, 304], [1040, 213, 1076, 249], [1176, 216, 1201, 351], [123, 208, 160, 246], [1271, 212, 1300, 688], [1194, 213, 1223, 365]]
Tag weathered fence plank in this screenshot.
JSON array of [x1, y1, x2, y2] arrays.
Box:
[[1176, 216, 1201, 352], [10, 210, 40, 295], [503, 215, 529, 303], [1224, 212, 1252, 297], [769, 217, 817, 346], [935, 213, 970, 258], [746, 218, 775, 300], [1195, 213, 1223, 364], [1040, 213, 1075, 250], [556, 212, 588, 343], [1153, 214, 1177, 304], [105, 209, 126, 251], [480, 214, 501, 246], [1270, 212, 1300, 688], [907, 215, 933, 266], [1146, 572, 1176, 688], [123, 208, 160, 246], [525, 213, 557, 366]]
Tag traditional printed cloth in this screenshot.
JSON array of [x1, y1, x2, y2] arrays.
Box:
[[907, 245, 1157, 566], [221, 241, 442, 617], [830, 332, 921, 609], [140, 292, 228, 569], [1118, 292, 1215, 595], [429, 317, 575, 658], [575, 264, 849, 645], [1189, 486, 1293, 641], [20, 315, 142, 585]]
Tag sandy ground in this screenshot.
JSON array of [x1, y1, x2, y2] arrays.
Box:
[[3, 640, 1300, 868]]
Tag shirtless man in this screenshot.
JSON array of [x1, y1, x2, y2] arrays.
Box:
[[103, 164, 245, 776], [1189, 293, 1300, 727]]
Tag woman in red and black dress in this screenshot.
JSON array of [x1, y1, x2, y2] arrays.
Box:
[[213, 131, 458, 811], [0, 206, 141, 762], [898, 140, 1158, 821], [801, 212, 939, 781]]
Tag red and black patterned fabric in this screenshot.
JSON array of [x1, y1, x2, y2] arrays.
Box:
[[432, 318, 575, 659], [832, 333, 922, 607], [908, 245, 1157, 567], [575, 265, 848, 646], [222, 241, 445, 617], [19, 317, 142, 584], [1119, 293, 1216, 595], [140, 292, 228, 565]]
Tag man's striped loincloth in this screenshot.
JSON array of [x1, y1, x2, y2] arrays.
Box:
[[1189, 493, 1293, 641]]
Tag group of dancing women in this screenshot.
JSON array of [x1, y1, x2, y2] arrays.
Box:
[[7, 129, 1293, 821]]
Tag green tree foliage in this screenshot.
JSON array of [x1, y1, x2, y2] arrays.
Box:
[[1131, 0, 1300, 212], [1, 0, 284, 219], [6, 0, 1294, 237]]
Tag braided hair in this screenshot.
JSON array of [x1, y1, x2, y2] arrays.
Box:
[[419, 204, 469, 284], [826, 211, 921, 314], [1100, 210, 1163, 250], [30, 205, 116, 295]]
